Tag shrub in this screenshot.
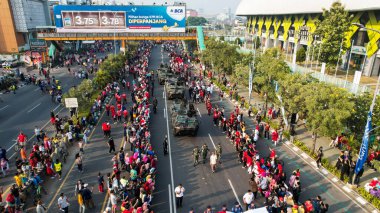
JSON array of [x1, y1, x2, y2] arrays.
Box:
[[296, 47, 306, 62]]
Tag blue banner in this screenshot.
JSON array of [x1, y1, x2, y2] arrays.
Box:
[[355, 111, 372, 174], [53, 5, 186, 33]]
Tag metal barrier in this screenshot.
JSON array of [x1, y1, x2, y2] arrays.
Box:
[[286, 61, 372, 94]]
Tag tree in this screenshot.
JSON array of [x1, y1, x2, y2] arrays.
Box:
[[296, 47, 306, 62], [186, 17, 208, 26], [232, 63, 250, 87], [302, 82, 353, 153], [314, 1, 353, 68]]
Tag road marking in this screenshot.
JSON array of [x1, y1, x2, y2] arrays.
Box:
[[228, 179, 241, 206], [372, 210, 379, 213], [332, 177, 338, 182], [46, 98, 110, 211], [311, 161, 317, 167], [343, 185, 352, 193], [101, 193, 110, 213], [34, 88, 39, 92], [285, 141, 291, 145], [321, 168, 328, 175], [0, 105, 9, 111], [208, 133, 217, 149], [27, 103, 41, 113], [164, 108, 167, 118], [53, 104, 61, 112], [300, 153, 309, 159], [197, 108, 202, 118], [292, 146, 299, 151], [163, 91, 165, 98], [356, 197, 367, 205], [164, 86, 177, 213], [282, 141, 369, 212], [169, 184, 173, 213]]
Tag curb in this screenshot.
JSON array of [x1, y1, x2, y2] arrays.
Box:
[[283, 140, 379, 213], [209, 79, 379, 212]]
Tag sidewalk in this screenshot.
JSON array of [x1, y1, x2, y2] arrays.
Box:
[[229, 79, 379, 186]]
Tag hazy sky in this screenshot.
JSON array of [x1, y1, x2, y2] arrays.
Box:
[[134, 0, 241, 15]]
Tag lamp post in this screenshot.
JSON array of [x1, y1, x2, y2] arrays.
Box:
[[352, 23, 380, 183]]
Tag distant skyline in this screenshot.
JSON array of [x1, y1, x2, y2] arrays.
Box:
[[133, 0, 241, 15]]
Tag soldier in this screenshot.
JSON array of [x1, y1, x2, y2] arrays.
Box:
[[216, 143, 222, 164], [201, 144, 209, 164], [163, 135, 168, 155], [192, 146, 200, 167]]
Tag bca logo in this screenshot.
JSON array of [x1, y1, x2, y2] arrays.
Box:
[[170, 9, 183, 13], [167, 6, 185, 21]]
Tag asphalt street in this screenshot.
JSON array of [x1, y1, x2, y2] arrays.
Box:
[[1, 45, 368, 212], [149, 45, 366, 213]]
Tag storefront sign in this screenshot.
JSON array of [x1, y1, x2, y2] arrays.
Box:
[[30, 39, 47, 48], [351, 46, 367, 55]]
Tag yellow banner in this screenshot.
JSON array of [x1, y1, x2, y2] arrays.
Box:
[[257, 16, 265, 36], [251, 16, 257, 34], [345, 12, 363, 48], [272, 17, 281, 39], [306, 15, 318, 46], [264, 16, 273, 37], [282, 16, 292, 41], [366, 11, 380, 57], [293, 15, 305, 43]]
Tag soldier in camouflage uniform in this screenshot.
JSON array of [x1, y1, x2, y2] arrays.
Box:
[[192, 146, 200, 166], [216, 143, 222, 164], [201, 144, 209, 164]]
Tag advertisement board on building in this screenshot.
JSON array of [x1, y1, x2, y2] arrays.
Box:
[[53, 5, 186, 33]]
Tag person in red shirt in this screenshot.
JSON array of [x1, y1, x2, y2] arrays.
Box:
[[17, 131, 27, 147], [102, 122, 108, 137], [272, 129, 279, 146], [117, 110, 122, 122], [121, 93, 127, 103], [269, 148, 276, 160], [123, 110, 128, 122]]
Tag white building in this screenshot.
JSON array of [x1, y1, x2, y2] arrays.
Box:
[[236, 0, 380, 77]]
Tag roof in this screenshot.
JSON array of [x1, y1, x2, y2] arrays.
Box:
[[236, 0, 380, 16]]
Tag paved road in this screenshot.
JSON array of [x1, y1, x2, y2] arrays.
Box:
[[10, 45, 368, 212], [149, 45, 366, 213]]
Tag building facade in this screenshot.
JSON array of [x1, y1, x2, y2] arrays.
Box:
[[236, 0, 380, 77], [186, 9, 198, 18], [0, 0, 51, 54]]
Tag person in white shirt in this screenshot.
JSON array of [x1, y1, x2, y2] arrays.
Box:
[[243, 190, 254, 211], [174, 184, 185, 208], [57, 193, 69, 213], [210, 152, 218, 173], [110, 190, 118, 213]]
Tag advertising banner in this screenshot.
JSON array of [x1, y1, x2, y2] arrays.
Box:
[[53, 5, 186, 33]]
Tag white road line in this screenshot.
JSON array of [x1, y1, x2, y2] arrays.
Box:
[[33, 88, 39, 92], [164, 86, 177, 213], [164, 108, 167, 118], [311, 161, 318, 167], [7, 140, 17, 152], [197, 108, 202, 118], [53, 104, 61, 112], [27, 103, 41, 113], [292, 146, 299, 151], [356, 197, 367, 205], [332, 177, 339, 182], [321, 168, 328, 175], [0, 105, 9, 111], [285, 141, 291, 145], [372, 210, 379, 213], [228, 179, 241, 206], [282, 141, 370, 212], [343, 185, 352, 193], [208, 134, 217, 149], [300, 153, 309, 159], [163, 91, 165, 98], [168, 184, 173, 213]]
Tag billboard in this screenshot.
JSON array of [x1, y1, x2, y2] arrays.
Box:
[[53, 5, 186, 33]]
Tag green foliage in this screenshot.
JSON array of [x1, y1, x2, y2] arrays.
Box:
[[219, 36, 225, 41], [186, 16, 208, 26], [301, 82, 353, 152], [63, 79, 98, 114], [253, 36, 261, 49], [358, 187, 380, 210], [94, 53, 126, 88], [314, 1, 353, 67], [201, 38, 244, 74], [231, 63, 250, 86], [296, 47, 306, 62], [254, 48, 291, 101]]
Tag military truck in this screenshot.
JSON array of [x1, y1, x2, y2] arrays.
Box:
[[172, 114, 199, 136], [166, 80, 185, 100]]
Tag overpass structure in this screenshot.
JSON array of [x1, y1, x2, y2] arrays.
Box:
[[37, 32, 200, 41]]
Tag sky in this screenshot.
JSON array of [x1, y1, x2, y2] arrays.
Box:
[[133, 0, 241, 16]]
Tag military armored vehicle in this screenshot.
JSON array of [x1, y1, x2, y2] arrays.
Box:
[[170, 99, 197, 117], [157, 68, 174, 85], [166, 80, 185, 100], [172, 114, 199, 136]]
